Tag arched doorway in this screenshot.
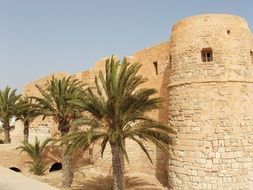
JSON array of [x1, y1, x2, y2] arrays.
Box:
[[9, 167, 21, 172], [49, 162, 62, 172]]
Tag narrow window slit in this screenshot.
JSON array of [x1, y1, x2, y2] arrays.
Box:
[[250, 51, 253, 64], [169, 55, 172, 69], [153, 62, 158, 75]]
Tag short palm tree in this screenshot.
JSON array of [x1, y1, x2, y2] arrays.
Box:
[[16, 96, 40, 143], [62, 56, 175, 190], [33, 76, 85, 187], [16, 137, 52, 175], [0, 87, 21, 143]]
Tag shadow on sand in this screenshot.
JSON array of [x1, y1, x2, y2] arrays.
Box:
[[72, 175, 161, 190]]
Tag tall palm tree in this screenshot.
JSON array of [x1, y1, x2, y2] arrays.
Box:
[[15, 96, 40, 143], [62, 56, 175, 190], [0, 87, 21, 143], [33, 76, 85, 187], [16, 137, 52, 175]]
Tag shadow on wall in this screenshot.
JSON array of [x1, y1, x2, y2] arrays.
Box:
[[156, 63, 170, 187]]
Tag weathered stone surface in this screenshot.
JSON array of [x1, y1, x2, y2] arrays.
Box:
[[168, 14, 253, 189]]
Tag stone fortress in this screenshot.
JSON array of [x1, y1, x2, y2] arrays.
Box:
[[1, 14, 253, 189]]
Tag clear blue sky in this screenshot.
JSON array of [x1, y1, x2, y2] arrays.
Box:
[[0, 0, 252, 92]]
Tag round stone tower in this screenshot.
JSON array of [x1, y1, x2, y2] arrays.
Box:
[[168, 14, 253, 189]]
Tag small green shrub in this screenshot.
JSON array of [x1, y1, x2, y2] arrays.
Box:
[[16, 137, 52, 175], [29, 162, 47, 176], [0, 139, 4, 144]]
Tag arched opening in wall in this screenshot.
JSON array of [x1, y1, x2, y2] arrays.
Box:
[[250, 51, 253, 64], [49, 162, 62, 172], [227, 29, 231, 35], [9, 167, 21, 172], [153, 62, 158, 75], [201, 48, 213, 62]]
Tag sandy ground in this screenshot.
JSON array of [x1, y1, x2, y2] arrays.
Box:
[[27, 165, 164, 190], [0, 138, 165, 189], [0, 166, 59, 190]]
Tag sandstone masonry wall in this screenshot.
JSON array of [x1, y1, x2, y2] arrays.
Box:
[[89, 43, 171, 185], [22, 72, 71, 137], [168, 14, 253, 189]]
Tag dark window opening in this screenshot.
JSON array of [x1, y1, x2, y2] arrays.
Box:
[[201, 48, 213, 62], [49, 162, 62, 172], [9, 167, 21, 172], [153, 62, 158, 75], [227, 30, 230, 35], [250, 51, 253, 63]]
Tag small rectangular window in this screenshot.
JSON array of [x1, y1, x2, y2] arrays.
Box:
[[169, 55, 172, 69], [201, 48, 213, 62], [153, 62, 158, 75], [250, 51, 253, 64]]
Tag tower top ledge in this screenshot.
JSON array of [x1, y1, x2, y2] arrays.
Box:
[[172, 14, 250, 33]]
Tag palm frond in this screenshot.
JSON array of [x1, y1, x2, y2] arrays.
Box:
[[60, 56, 175, 166], [16, 137, 52, 161], [16, 137, 51, 175], [61, 130, 107, 155], [31, 76, 86, 132], [0, 86, 21, 129]]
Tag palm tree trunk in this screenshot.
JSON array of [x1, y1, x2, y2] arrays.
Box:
[[23, 122, 29, 143], [110, 142, 125, 190], [4, 122, 11, 144], [61, 129, 74, 187], [89, 143, 94, 164]]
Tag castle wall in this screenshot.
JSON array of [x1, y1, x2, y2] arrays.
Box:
[[0, 143, 89, 174], [131, 35, 171, 186], [168, 14, 253, 189], [23, 72, 70, 97], [90, 43, 171, 183], [14, 13, 253, 189], [19, 41, 171, 182], [22, 72, 71, 137], [133, 41, 170, 77]]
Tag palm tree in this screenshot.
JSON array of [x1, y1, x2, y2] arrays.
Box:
[[0, 87, 21, 143], [16, 137, 52, 175], [62, 56, 175, 190], [33, 76, 85, 187], [15, 96, 40, 143]]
